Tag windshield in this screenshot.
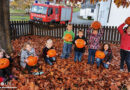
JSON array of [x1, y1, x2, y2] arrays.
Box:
[[31, 5, 48, 14]]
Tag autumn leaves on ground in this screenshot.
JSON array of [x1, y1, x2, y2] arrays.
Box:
[[2, 35, 130, 90]]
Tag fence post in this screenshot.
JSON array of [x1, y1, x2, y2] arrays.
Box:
[[29, 21, 34, 35]]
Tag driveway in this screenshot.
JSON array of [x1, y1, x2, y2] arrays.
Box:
[[71, 11, 93, 25]]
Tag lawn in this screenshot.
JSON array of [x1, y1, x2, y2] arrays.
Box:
[[73, 8, 80, 13], [10, 8, 26, 13], [10, 15, 30, 21], [10, 8, 30, 21]]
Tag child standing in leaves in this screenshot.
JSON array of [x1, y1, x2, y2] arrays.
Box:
[[43, 39, 56, 65], [61, 24, 75, 59], [0, 49, 14, 84], [20, 42, 38, 74], [118, 17, 130, 72], [96, 43, 112, 69], [87, 21, 104, 65], [73, 30, 87, 62]]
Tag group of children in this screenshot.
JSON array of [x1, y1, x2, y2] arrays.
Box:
[[0, 19, 130, 84], [60, 24, 112, 69]]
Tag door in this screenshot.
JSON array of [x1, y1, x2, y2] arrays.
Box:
[[47, 7, 54, 22], [55, 8, 60, 21]]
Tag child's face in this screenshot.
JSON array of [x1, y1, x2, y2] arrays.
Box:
[[46, 42, 53, 49], [26, 45, 32, 51], [67, 25, 72, 31], [127, 26, 130, 35], [92, 30, 98, 35], [78, 32, 83, 38], [0, 52, 4, 59], [104, 44, 109, 51]]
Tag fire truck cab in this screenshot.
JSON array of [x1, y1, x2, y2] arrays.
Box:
[[30, 3, 73, 24]]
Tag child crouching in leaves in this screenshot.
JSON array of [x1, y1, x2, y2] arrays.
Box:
[[73, 30, 87, 62], [20, 42, 39, 75], [43, 39, 56, 65], [96, 43, 112, 69], [0, 49, 15, 84]]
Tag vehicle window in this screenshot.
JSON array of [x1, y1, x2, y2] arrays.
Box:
[[55, 8, 58, 14], [31, 5, 48, 14], [50, 8, 53, 15], [91, 9, 94, 13], [48, 8, 53, 16]]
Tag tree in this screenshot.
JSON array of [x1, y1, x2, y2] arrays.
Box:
[[10, 0, 18, 9], [0, 0, 12, 53], [90, 0, 130, 8]]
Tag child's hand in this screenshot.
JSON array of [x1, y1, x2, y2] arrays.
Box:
[[106, 62, 110, 64], [56, 53, 58, 56], [35, 56, 39, 60], [47, 55, 49, 58], [84, 42, 86, 45], [69, 39, 72, 42], [5, 54, 10, 58], [25, 59, 28, 63]]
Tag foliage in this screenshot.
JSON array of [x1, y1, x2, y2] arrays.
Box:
[[90, 0, 130, 8]]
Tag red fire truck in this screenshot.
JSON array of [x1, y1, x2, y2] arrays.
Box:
[[30, 3, 73, 24]]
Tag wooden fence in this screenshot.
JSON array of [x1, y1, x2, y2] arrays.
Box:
[[10, 21, 120, 44]]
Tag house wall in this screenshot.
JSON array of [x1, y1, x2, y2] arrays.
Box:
[[94, 0, 130, 26], [107, 1, 130, 26], [94, 0, 111, 26]]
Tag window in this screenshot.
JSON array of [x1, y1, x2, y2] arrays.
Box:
[[48, 8, 53, 16], [91, 9, 94, 13], [55, 8, 58, 14], [31, 5, 48, 14]]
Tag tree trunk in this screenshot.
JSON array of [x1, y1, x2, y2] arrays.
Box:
[[0, 0, 12, 54]]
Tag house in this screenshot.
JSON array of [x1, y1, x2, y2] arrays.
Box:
[[80, 1, 96, 19], [94, 0, 130, 26]]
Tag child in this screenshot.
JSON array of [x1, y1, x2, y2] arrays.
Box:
[[20, 42, 37, 74], [0, 49, 13, 83], [87, 23, 104, 65], [118, 22, 130, 72], [61, 24, 75, 59], [73, 30, 87, 62], [43, 39, 56, 65], [96, 43, 112, 69]]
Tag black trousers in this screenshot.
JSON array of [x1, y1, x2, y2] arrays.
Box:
[[0, 67, 12, 78], [120, 49, 130, 72], [25, 64, 38, 74]]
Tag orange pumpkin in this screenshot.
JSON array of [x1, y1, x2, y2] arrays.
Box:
[[64, 34, 72, 42], [27, 56, 38, 66], [75, 39, 85, 48], [91, 21, 101, 30], [125, 17, 130, 25], [0, 58, 10, 69], [47, 49, 56, 57], [95, 50, 105, 59]]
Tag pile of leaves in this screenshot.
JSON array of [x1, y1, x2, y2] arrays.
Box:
[[2, 35, 130, 90]]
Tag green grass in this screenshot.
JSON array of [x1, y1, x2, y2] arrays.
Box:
[[10, 16, 30, 21], [10, 8, 26, 13], [73, 8, 80, 13], [10, 8, 30, 21]]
